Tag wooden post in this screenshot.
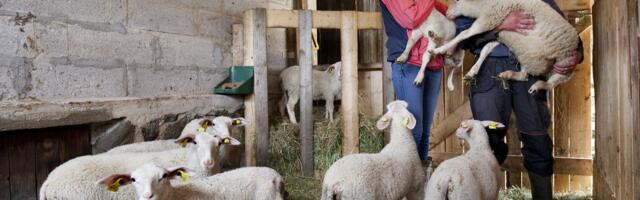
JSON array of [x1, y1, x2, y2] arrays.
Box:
[[298, 10, 315, 177], [382, 24, 394, 144], [341, 11, 359, 155], [243, 8, 269, 166]]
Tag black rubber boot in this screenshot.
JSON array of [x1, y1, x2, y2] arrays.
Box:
[[529, 172, 553, 200]]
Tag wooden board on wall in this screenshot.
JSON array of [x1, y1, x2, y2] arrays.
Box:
[[0, 135, 10, 199], [9, 132, 37, 200]]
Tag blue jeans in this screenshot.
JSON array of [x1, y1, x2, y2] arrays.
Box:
[[391, 63, 442, 160]]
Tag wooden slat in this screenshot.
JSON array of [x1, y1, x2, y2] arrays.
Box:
[[232, 24, 244, 66], [381, 26, 393, 143], [266, 10, 382, 29], [243, 8, 269, 166], [431, 152, 593, 176], [35, 130, 60, 199], [9, 132, 37, 200], [0, 134, 10, 199], [298, 10, 314, 177], [505, 114, 522, 187], [428, 102, 472, 150], [340, 11, 359, 155]]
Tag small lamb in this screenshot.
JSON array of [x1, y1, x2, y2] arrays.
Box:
[[424, 119, 504, 200], [432, 0, 580, 93], [99, 163, 287, 200], [395, 8, 464, 90], [321, 100, 425, 200], [39, 131, 227, 200], [279, 61, 341, 124], [106, 116, 246, 155]]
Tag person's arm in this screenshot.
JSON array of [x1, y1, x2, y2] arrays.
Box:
[[380, 0, 436, 29]]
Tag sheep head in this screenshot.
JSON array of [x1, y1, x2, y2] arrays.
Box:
[[326, 61, 342, 80], [455, 120, 505, 142], [175, 131, 222, 170], [100, 163, 193, 200], [376, 100, 417, 130], [180, 117, 243, 146]]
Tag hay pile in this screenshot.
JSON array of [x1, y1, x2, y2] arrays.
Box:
[[268, 109, 384, 200]]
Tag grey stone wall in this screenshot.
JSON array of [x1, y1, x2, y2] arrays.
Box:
[[0, 0, 283, 101]]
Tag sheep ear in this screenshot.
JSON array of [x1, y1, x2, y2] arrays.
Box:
[[222, 136, 242, 146], [165, 167, 193, 182], [231, 117, 248, 127], [175, 134, 196, 147], [98, 174, 132, 192], [199, 119, 213, 129], [376, 115, 391, 130], [481, 121, 505, 129], [402, 115, 417, 130]]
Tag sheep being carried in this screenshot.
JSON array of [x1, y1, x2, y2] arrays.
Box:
[[432, 0, 580, 93]]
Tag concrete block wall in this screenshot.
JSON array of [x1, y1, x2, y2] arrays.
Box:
[[0, 0, 289, 101]]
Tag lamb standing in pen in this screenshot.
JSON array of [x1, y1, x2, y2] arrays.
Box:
[[321, 100, 425, 200], [280, 61, 341, 124], [424, 119, 504, 200], [99, 163, 287, 200], [39, 131, 226, 200], [106, 116, 245, 155], [394, 6, 464, 90], [432, 0, 580, 93]]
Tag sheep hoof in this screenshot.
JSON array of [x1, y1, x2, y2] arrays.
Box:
[[463, 75, 476, 85], [395, 56, 408, 64], [528, 81, 546, 94]]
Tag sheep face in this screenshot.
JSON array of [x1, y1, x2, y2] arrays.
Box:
[[208, 116, 246, 146], [100, 164, 190, 200], [455, 120, 505, 141], [376, 100, 417, 130], [446, 0, 481, 19], [327, 61, 342, 80], [175, 132, 222, 170]]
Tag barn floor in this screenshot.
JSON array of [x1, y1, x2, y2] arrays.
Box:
[[267, 108, 593, 200]]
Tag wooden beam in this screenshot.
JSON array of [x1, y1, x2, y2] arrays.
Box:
[[298, 10, 314, 177], [428, 102, 472, 150], [431, 152, 593, 176], [243, 8, 269, 166], [557, 0, 593, 12], [340, 11, 359, 155], [232, 24, 244, 66], [266, 10, 382, 29]]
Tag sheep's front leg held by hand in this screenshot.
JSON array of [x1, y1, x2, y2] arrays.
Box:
[[431, 19, 493, 55], [414, 37, 436, 85], [397, 30, 424, 64]]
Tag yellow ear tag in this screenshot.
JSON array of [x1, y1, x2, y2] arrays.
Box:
[[488, 121, 498, 130], [233, 119, 241, 125], [402, 117, 409, 128], [223, 138, 231, 145], [178, 170, 190, 182], [107, 178, 122, 192], [179, 140, 188, 148], [197, 127, 206, 133]]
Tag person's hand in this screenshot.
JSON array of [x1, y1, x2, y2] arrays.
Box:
[[553, 50, 582, 75], [496, 12, 535, 35]]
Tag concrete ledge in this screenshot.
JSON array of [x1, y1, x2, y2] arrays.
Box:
[[0, 94, 243, 132]]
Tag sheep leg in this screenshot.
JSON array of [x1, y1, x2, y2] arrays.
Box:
[[286, 92, 299, 124], [325, 95, 335, 121], [279, 95, 287, 118], [466, 42, 500, 83], [528, 73, 568, 94], [397, 30, 424, 64], [498, 69, 529, 81], [414, 37, 436, 85], [432, 20, 493, 55]]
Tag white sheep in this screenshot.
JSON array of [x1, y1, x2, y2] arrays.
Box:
[[424, 119, 504, 200], [106, 116, 246, 155], [395, 9, 465, 90], [321, 100, 425, 200], [39, 131, 226, 200], [279, 61, 341, 124], [99, 163, 286, 200], [432, 0, 580, 93]]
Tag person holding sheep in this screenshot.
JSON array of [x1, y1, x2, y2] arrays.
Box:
[[452, 0, 584, 199], [380, 0, 448, 167]]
